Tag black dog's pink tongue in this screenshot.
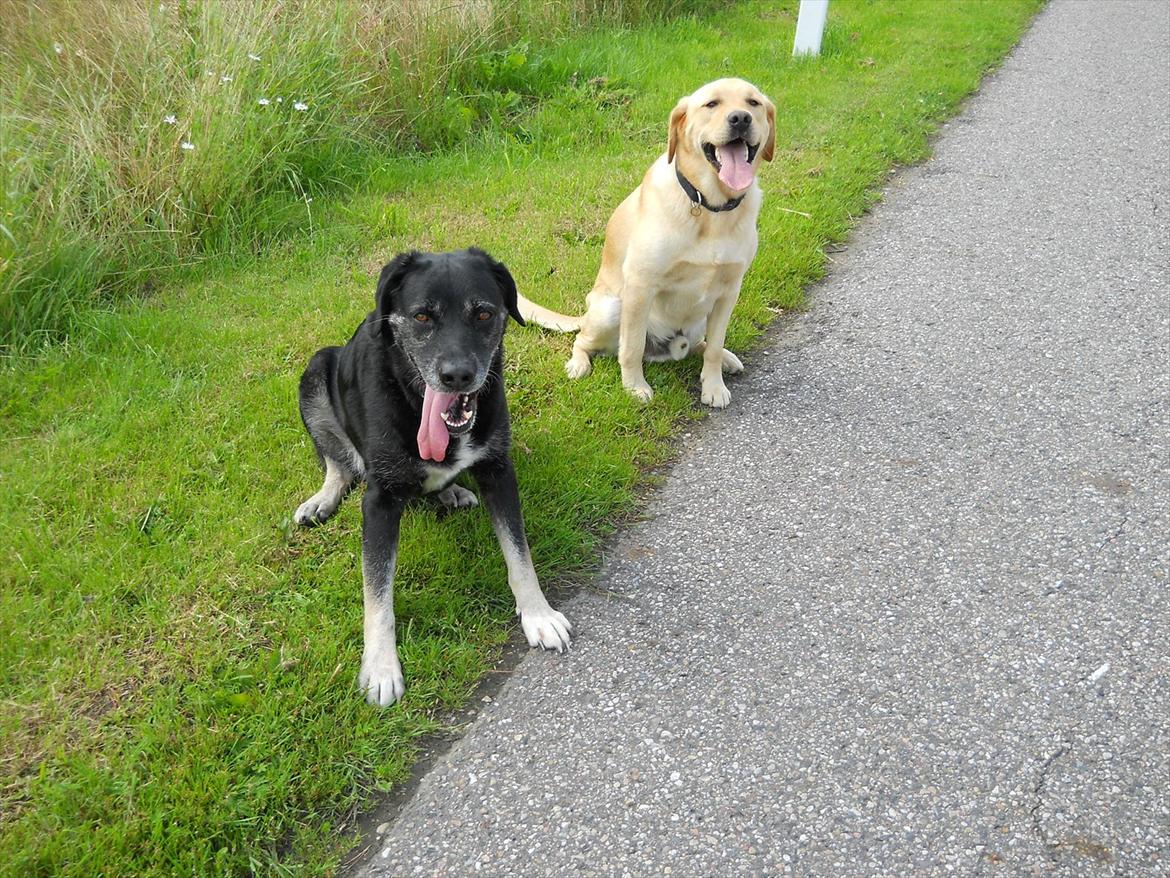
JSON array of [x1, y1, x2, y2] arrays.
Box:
[[418, 387, 456, 461]]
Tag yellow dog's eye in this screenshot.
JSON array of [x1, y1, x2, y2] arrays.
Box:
[[705, 99, 719, 109], [747, 98, 761, 107]]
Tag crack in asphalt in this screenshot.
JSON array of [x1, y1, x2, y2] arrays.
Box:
[[1030, 738, 1074, 864], [1097, 514, 1131, 553]]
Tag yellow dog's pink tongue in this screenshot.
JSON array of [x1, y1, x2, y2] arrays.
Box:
[[716, 142, 754, 191], [417, 387, 456, 462]]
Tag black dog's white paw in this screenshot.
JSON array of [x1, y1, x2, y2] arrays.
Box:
[[435, 484, 478, 509], [359, 648, 406, 707], [294, 492, 341, 526], [519, 606, 573, 653]]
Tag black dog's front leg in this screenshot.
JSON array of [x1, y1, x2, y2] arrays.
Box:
[[473, 458, 572, 652], [359, 483, 407, 706]]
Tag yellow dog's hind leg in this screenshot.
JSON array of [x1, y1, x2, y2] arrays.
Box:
[[564, 295, 621, 379]]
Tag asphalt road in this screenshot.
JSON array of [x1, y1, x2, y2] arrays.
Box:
[[357, 2, 1170, 875]]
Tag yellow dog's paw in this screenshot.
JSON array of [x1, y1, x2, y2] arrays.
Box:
[[697, 342, 745, 375], [565, 354, 592, 379], [701, 380, 731, 408], [625, 380, 654, 402], [721, 349, 744, 374]]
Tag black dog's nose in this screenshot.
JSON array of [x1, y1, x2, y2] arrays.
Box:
[[727, 110, 752, 132], [438, 362, 475, 392]]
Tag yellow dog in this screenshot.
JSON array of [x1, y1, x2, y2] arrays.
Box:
[[519, 78, 775, 407]]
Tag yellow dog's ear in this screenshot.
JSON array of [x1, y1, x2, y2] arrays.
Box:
[[667, 97, 688, 164], [762, 97, 777, 163]]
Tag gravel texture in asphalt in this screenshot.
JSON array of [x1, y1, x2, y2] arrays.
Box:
[[357, 2, 1170, 875]]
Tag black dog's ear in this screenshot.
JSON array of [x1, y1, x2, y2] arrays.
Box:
[[468, 247, 524, 326], [370, 251, 423, 335]]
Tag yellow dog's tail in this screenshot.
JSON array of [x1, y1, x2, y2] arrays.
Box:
[[516, 293, 581, 332]]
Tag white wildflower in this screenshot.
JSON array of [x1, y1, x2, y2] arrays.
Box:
[[248, 53, 261, 62], [163, 114, 177, 125], [293, 100, 308, 111], [53, 42, 64, 55], [180, 141, 195, 151], [275, 97, 283, 103], [257, 98, 270, 106], [220, 74, 232, 83]]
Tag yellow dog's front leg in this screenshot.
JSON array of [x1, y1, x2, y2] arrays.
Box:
[[617, 283, 654, 401], [699, 286, 742, 408]]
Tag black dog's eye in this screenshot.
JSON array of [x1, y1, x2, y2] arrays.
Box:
[[747, 98, 761, 107], [476, 310, 494, 322], [413, 312, 431, 324], [705, 99, 719, 109]]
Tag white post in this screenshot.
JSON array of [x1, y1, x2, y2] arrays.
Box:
[[793, 0, 829, 57]]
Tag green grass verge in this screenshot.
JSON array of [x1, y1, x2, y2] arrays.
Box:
[[0, 1, 1042, 875]]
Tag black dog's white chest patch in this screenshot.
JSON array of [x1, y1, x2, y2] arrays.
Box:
[[420, 441, 487, 494]]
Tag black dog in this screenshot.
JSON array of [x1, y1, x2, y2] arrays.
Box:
[[295, 248, 572, 706]]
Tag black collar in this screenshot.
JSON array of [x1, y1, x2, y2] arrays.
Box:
[[675, 167, 745, 214]]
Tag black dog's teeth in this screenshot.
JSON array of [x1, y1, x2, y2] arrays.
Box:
[[441, 392, 477, 431]]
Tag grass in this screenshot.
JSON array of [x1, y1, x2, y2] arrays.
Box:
[[0, 1, 1043, 875], [0, 0, 708, 355]]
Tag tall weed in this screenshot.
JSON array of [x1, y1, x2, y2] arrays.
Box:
[[0, 0, 709, 355]]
